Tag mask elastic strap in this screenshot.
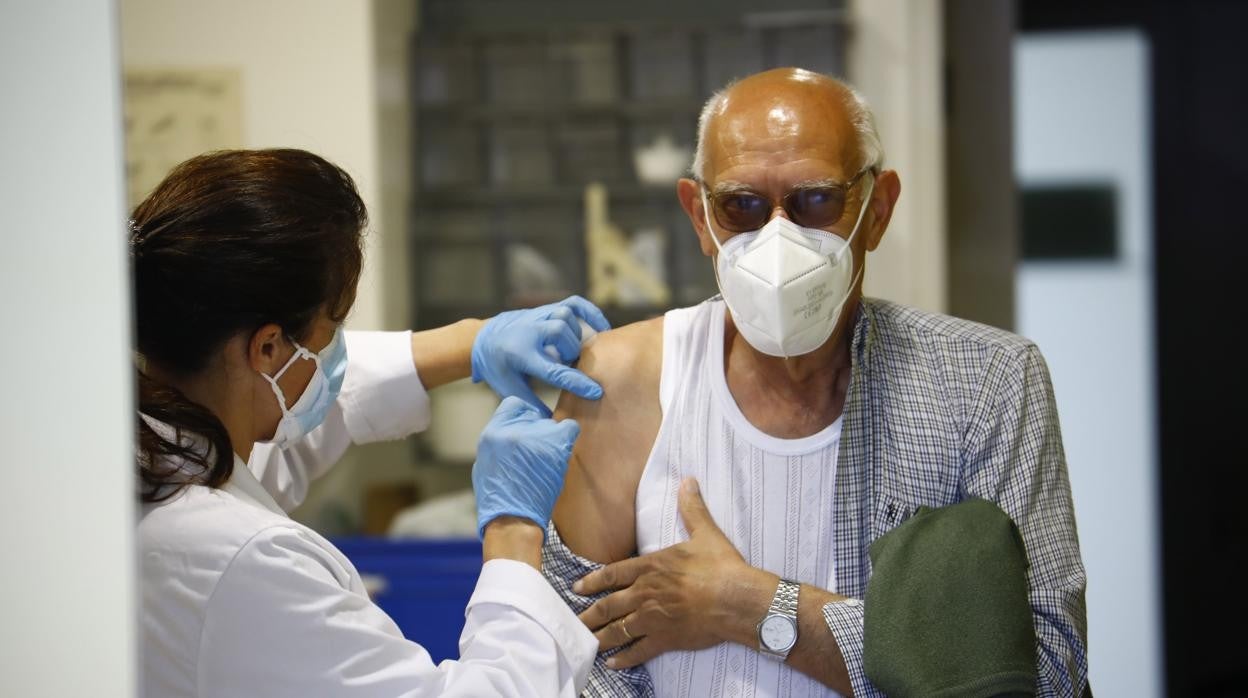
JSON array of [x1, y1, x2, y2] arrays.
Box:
[[699, 189, 728, 256], [700, 189, 739, 311], [837, 260, 866, 309], [834, 172, 877, 265], [261, 341, 316, 414]]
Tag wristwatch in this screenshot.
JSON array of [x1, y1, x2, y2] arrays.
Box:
[[757, 578, 800, 660]]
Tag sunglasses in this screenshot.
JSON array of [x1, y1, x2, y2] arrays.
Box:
[[702, 167, 874, 234]]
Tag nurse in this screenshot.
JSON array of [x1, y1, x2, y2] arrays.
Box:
[[133, 149, 605, 696]]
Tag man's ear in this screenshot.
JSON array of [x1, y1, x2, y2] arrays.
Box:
[[676, 178, 717, 257], [865, 169, 901, 252], [247, 323, 286, 375]]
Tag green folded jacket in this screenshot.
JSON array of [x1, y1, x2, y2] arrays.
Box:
[[864, 498, 1037, 697]]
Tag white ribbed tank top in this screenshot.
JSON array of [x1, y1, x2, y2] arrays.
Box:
[[636, 299, 844, 698]]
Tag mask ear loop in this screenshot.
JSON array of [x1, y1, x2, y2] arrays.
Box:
[[261, 340, 317, 415], [814, 172, 874, 338], [701, 187, 768, 334], [701, 189, 737, 309], [833, 172, 877, 266], [700, 188, 729, 257]]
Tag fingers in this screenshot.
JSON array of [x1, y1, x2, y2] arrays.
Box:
[[553, 417, 581, 452], [595, 612, 643, 652], [579, 586, 638, 631], [496, 378, 551, 418], [606, 637, 663, 670], [514, 319, 604, 400], [677, 478, 715, 536], [547, 303, 575, 327], [485, 357, 545, 407], [559, 295, 612, 333], [480, 397, 555, 455], [574, 556, 643, 596], [494, 399, 577, 443], [543, 363, 604, 401], [542, 319, 582, 362], [494, 395, 538, 418]]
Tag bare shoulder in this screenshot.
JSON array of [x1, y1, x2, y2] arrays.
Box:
[[577, 315, 663, 393], [552, 315, 664, 563]]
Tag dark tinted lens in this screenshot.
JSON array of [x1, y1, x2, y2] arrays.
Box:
[[713, 192, 771, 232], [787, 186, 846, 228]]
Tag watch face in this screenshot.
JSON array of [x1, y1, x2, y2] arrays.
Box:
[[760, 615, 797, 651]]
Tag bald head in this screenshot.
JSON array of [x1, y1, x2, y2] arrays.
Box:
[[692, 68, 883, 183]]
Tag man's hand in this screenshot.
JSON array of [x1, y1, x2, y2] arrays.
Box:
[[574, 478, 776, 669]]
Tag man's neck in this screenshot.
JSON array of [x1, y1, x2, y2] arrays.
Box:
[[726, 326, 852, 394], [722, 301, 858, 439]]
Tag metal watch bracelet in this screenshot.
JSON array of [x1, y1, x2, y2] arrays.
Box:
[[757, 578, 801, 659]]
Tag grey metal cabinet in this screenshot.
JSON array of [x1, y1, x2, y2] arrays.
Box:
[[410, 0, 848, 330]]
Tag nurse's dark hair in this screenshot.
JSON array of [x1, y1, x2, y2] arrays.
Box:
[[130, 148, 366, 503]]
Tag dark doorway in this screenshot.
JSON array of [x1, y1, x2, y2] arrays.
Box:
[[1019, 1, 1248, 696]]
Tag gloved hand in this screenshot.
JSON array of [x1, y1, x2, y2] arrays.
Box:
[[473, 396, 581, 538], [471, 295, 612, 416]]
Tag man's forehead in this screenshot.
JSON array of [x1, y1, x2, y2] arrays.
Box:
[[703, 75, 859, 179]]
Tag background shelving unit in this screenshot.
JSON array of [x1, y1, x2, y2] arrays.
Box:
[[410, 0, 850, 331]]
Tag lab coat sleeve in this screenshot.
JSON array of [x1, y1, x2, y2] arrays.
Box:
[[249, 330, 431, 512], [198, 525, 597, 698]]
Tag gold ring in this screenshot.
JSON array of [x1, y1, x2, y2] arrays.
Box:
[[619, 618, 633, 642]]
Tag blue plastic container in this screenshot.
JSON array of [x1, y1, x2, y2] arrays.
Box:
[[332, 537, 483, 664]]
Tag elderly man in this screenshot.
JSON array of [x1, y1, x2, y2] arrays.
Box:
[[543, 68, 1088, 696]]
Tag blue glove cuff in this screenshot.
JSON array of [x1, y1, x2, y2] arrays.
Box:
[[477, 508, 549, 543], [469, 334, 487, 384]]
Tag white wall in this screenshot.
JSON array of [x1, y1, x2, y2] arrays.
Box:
[[120, 0, 423, 531], [848, 0, 947, 313], [0, 1, 135, 695], [1015, 31, 1160, 696], [119, 0, 405, 334]]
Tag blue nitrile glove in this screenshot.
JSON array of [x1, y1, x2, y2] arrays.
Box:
[[471, 295, 612, 416], [472, 396, 581, 538]]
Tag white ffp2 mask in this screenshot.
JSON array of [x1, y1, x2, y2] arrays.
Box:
[[702, 175, 873, 358]]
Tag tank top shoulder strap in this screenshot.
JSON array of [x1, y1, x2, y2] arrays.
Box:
[[658, 299, 720, 413]]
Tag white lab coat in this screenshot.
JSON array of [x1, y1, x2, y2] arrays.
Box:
[[138, 331, 596, 697]]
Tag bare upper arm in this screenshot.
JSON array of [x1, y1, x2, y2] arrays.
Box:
[[551, 316, 664, 564]]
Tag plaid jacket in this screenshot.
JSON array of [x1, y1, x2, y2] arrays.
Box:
[[543, 297, 1089, 696]]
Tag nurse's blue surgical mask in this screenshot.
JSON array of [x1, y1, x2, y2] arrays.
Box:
[[258, 325, 347, 449]]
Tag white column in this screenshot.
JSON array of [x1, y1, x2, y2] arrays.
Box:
[[0, 1, 135, 696], [847, 0, 948, 313]]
